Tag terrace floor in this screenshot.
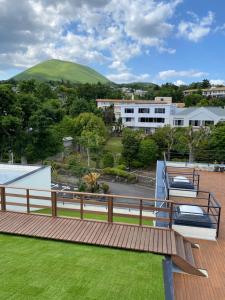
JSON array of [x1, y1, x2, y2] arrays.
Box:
[[0, 211, 176, 255], [174, 171, 225, 300]]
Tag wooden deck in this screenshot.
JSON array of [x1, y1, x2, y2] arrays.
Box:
[[0, 211, 176, 255], [174, 171, 225, 300]]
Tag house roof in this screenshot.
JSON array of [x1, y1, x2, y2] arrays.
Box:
[[0, 164, 45, 185], [174, 106, 225, 117]]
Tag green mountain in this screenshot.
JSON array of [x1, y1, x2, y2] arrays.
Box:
[[13, 59, 110, 84]]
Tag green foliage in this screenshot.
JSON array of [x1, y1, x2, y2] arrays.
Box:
[[117, 164, 126, 170], [209, 124, 225, 161], [122, 128, 141, 169], [101, 182, 110, 194], [103, 167, 137, 182], [138, 138, 158, 165], [13, 59, 110, 84], [102, 152, 114, 168], [184, 94, 203, 107], [130, 160, 144, 168]]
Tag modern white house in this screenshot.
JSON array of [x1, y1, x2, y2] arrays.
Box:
[[120, 102, 176, 133], [97, 98, 225, 131], [184, 87, 225, 98], [96, 97, 173, 122], [0, 164, 51, 212], [172, 107, 225, 128]]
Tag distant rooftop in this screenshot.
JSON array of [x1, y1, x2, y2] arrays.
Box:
[[0, 164, 43, 185], [174, 106, 225, 117]]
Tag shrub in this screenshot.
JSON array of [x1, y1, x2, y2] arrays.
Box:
[[131, 160, 144, 168], [101, 182, 110, 194], [138, 138, 158, 166], [78, 181, 87, 192], [117, 164, 126, 170], [102, 152, 114, 168], [103, 167, 137, 182]]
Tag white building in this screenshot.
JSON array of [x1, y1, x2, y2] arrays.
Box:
[[184, 87, 225, 98], [121, 102, 176, 133], [172, 107, 225, 128], [96, 97, 173, 121], [0, 164, 51, 212]]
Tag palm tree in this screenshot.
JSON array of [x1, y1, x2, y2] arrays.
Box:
[[83, 172, 100, 193]]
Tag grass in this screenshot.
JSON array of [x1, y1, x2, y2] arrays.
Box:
[[13, 59, 110, 84], [0, 234, 164, 300], [35, 208, 153, 226], [105, 137, 123, 155]]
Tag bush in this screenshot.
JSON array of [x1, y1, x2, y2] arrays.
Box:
[[138, 138, 158, 165], [101, 182, 110, 194], [131, 160, 144, 168], [78, 181, 87, 192], [102, 152, 114, 168], [103, 167, 137, 182], [117, 164, 126, 170]]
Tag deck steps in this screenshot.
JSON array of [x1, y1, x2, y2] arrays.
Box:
[[172, 231, 206, 277]]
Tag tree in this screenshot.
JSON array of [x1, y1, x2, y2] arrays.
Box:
[[184, 94, 203, 107], [138, 138, 158, 165], [122, 129, 140, 169], [79, 130, 105, 167], [83, 172, 100, 193], [175, 126, 209, 163], [103, 152, 114, 168], [201, 79, 211, 89], [153, 126, 176, 160], [209, 123, 225, 162]]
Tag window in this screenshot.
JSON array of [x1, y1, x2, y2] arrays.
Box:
[[202, 120, 214, 126], [189, 120, 201, 126], [138, 118, 165, 123], [125, 118, 132, 122], [155, 108, 165, 114], [173, 119, 184, 126], [138, 108, 150, 113], [124, 108, 134, 114]]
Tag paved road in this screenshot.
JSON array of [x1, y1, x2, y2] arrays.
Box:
[[51, 180, 155, 205]]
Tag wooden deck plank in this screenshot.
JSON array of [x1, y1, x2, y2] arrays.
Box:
[[0, 211, 175, 255]]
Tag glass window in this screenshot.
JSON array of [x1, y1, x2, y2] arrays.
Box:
[[138, 108, 150, 113], [124, 108, 134, 114], [174, 119, 184, 126], [138, 118, 165, 123], [189, 120, 201, 126], [202, 120, 214, 126], [155, 108, 165, 114], [125, 118, 132, 122]]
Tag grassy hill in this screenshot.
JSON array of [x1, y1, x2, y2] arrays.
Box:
[[13, 59, 110, 84]]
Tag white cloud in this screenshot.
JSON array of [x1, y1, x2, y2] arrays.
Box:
[[0, 0, 182, 76], [107, 72, 151, 84], [158, 69, 208, 80], [174, 80, 186, 86], [178, 11, 214, 42], [210, 79, 225, 86]]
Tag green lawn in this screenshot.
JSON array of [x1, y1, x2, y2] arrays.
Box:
[[0, 234, 164, 300], [104, 137, 123, 154], [35, 208, 153, 226]]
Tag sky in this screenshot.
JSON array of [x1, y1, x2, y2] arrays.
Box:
[[0, 0, 225, 85]]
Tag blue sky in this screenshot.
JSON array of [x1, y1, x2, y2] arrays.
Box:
[[0, 0, 225, 85]]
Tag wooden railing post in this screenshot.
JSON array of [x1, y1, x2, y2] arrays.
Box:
[[169, 202, 173, 229], [51, 191, 57, 217], [80, 196, 84, 219], [108, 197, 113, 223], [1, 187, 6, 211], [139, 199, 143, 226], [26, 189, 30, 213]]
